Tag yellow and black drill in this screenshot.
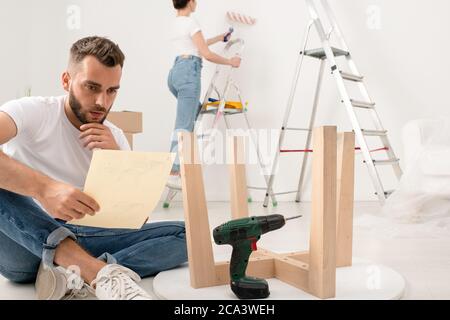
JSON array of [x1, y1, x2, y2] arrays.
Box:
[[213, 214, 301, 299]]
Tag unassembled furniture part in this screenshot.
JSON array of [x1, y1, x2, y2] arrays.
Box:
[[178, 126, 354, 299]]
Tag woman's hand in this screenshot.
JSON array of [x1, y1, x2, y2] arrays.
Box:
[[229, 56, 241, 68]]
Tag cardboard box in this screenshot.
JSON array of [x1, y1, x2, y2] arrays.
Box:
[[124, 133, 134, 149], [107, 111, 143, 133], [107, 111, 143, 150]]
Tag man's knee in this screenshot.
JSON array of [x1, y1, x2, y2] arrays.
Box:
[[0, 266, 38, 284], [173, 221, 186, 237], [174, 223, 187, 262], [0, 188, 31, 206]]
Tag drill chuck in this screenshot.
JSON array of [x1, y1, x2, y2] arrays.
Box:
[[257, 214, 286, 234]]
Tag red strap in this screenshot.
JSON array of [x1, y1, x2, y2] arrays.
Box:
[[280, 149, 313, 153], [281, 147, 389, 154]]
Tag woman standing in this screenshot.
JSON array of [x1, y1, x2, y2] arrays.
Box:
[[167, 0, 241, 188]]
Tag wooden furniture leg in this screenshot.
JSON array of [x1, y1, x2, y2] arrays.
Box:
[[308, 126, 337, 299], [178, 132, 216, 288], [336, 132, 355, 267]]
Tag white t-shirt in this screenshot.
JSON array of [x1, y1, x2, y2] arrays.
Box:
[[171, 16, 201, 57], [0, 96, 130, 191]]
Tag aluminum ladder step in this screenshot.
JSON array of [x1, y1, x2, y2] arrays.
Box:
[[350, 99, 376, 109], [361, 129, 387, 136], [285, 127, 311, 132], [200, 109, 244, 116], [197, 133, 211, 139], [303, 47, 349, 60], [371, 159, 400, 166], [340, 71, 364, 82], [273, 190, 298, 196], [375, 189, 395, 197], [247, 186, 269, 191]]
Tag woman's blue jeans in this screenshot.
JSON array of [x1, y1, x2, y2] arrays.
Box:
[[0, 189, 188, 283], [168, 55, 203, 173]]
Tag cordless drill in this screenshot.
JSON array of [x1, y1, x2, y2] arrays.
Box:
[[213, 214, 301, 299]]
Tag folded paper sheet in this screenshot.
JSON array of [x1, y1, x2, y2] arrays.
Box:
[[69, 150, 175, 229]]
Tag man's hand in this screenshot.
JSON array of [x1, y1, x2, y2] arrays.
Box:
[[37, 180, 100, 222], [79, 123, 120, 150]]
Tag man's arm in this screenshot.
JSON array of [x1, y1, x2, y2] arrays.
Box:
[[0, 112, 99, 221], [0, 111, 45, 197]]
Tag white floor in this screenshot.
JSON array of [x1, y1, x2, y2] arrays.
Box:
[[1, 201, 449, 300]]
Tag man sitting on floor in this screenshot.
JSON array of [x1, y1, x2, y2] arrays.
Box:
[[0, 36, 187, 300]]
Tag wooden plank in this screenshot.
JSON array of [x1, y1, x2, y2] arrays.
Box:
[[178, 132, 216, 288], [262, 249, 309, 267], [258, 249, 310, 291], [284, 252, 310, 264], [107, 111, 143, 133], [228, 136, 249, 219], [336, 132, 355, 267], [274, 259, 310, 292], [308, 126, 337, 299]]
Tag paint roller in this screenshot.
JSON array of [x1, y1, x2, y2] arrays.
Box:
[[226, 11, 257, 26]]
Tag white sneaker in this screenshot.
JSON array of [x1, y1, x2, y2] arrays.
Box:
[[166, 175, 182, 190], [91, 264, 152, 300], [35, 262, 92, 300]]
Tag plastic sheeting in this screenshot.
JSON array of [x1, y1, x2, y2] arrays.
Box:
[[357, 118, 450, 239]]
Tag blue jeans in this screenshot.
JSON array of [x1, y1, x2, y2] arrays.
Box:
[[168, 55, 203, 173], [0, 189, 187, 284]]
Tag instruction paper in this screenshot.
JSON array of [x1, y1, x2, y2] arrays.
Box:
[[69, 150, 175, 229]]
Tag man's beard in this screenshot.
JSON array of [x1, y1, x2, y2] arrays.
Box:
[[69, 89, 109, 124]]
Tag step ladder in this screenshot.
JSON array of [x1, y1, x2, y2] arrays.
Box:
[[262, 0, 403, 207], [163, 39, 276, 208]]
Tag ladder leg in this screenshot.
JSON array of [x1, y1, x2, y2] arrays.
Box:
[[263, 21, 314, 207], [224, 116, 256, 206], [296, 59, 326, 202], [208, 78, 234, 144], [307, 5, 387, 203], [243, 114, 278, 206], [228, 79, 278, 205], [231, 80, 275, 204], [163, 188, 179, 208]]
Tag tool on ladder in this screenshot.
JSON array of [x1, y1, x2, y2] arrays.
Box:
[[261, 0, 402, 207], [213, 214, 302, 299], [163, 39, 275, 208]]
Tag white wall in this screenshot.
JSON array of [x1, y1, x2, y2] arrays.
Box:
[[1, 0, 450, 201], [0, 0, 30, 101]]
